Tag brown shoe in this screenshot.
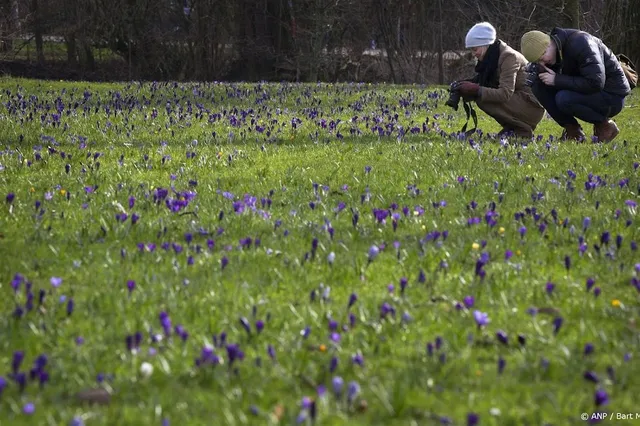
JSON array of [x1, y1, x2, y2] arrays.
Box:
[[561, 123, 586, 141], [514, 128, 534, 139], [498, 128, 533, 139], [593, 120, 619, 142]]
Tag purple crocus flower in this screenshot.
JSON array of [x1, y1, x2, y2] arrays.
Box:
[[12, 350, 25, 374], [553, 317, 563, 334], [6, 193, 15, 203], [586, 278, 595, 292], [11, 273, 24, 292], [518, 226, 527, 238], [367, 245, 379, 262], [352, 353, 364, 366], [545, 282, 555, 295], [23, 402, 35, 415], [473, 310, 489, 328], [496, 330, 508, 345], [400, 277, 408, 294], [51, 277, 62, 288], [462, 296, 475, 309], [300, 396, 312, 410], [300, 326, 311, 339], [467, 413, 479, 426], [347, 381, 360, 403], [497, 356, 506, 374], [317, 384, 327, 399], [332, 376, 344, 398], [255, 320, 264, 333], [584, 371, 599, 383], [15, 372, 26, 392], [329, 356, 338, 373], [267, 345, 276, 360], [127, 280, 136, 294], [434, 336, 443, 350], [160, 312, 172, 336], [594, 389, 609, 406], [38, 370, 49, 388], [380, 302, 395, 319], [348, 293, 357, 308], [70, 417, 85, 426], [225, 343, 244, 366], [584, 343, 594, 355]]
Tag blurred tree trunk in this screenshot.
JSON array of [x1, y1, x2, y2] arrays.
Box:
[[602, 0, 640, 66], [32, 0, 45, 64], [565, 0, 580, 28], [1, 0, 20, 52], [374, 0, 399, 83], [65, 36, 77, 66], [437, 0, 444, 85]]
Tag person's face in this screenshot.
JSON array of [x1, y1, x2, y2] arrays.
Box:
[[470, 46, 488, 61], [538, 43, 556, 66]]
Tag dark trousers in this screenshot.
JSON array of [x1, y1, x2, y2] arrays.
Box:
[[531, 80, 625, 126]]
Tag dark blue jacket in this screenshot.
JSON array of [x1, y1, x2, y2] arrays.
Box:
[[549, 27, 631, 96]]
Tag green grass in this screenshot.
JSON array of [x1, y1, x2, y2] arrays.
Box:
[[0, 77, 639, 426]]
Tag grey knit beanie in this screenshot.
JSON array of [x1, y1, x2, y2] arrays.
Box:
[[465, 22, 497, 48]]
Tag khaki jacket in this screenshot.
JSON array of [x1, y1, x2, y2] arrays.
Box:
[[477, 40, 545, 131], [479, 41, 539, 104]]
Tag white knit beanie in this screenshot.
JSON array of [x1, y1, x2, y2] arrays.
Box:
[[465, 22, 497, 48]]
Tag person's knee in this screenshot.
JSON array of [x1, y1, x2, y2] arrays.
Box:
[[555, 91, 574, 114], [608, 96, 625, 118]]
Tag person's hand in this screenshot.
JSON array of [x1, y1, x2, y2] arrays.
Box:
[[458, 81, 480, 97], [538, 65, 556, 86]]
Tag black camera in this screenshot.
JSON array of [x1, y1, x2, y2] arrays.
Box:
[[445, 80, 464, 110], [524, 63, 540, 87]]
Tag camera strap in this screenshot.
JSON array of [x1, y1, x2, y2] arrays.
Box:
[[460, 100, 478, 136]]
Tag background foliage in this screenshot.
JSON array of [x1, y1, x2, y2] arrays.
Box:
[[0, 0, 638, 83]]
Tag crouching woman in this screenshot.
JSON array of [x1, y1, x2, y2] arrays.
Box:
[[454, 22, 545, 139]]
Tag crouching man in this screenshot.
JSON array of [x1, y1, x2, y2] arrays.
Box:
[[520, 27, 631, 142]]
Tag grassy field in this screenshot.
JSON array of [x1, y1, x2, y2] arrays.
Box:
[[0, 77, 639, 426]]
